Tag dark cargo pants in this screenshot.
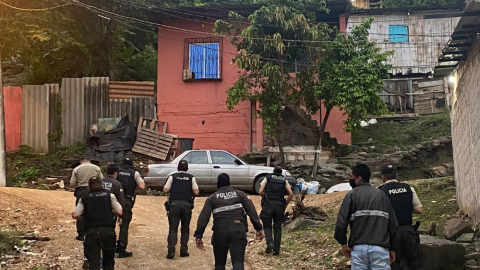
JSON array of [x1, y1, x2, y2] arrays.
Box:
[[84, 227, 116, 270], [391, 225, 423, 270], [119, 198, 134, 248], [74, 187, 89, 236], [167, 200, 192, 254], [261, 202, 285, 254], [212, 221, 248, 270]]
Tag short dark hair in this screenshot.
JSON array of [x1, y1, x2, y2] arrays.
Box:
[[88, 176, 103, 192], [217, 173, 230, 188], [273, 166, 283, 174], [351, 164, 371, 183], [106, 164, 119, 175], [178, 160, 188, 171]]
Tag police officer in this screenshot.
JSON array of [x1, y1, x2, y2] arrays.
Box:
[[379, 163, 424, 270], [116, 157, 146, 258], [163, 160, 199, 259], [259, 166, 294, 256], [194, 173, 264, 270], [72, 176, 123, 270], [102, 164, 125, 211], [70, 156, 103, 241]]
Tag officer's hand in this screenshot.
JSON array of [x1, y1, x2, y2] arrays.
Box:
[[118, 218, 122, 226], [196, 238, 204, 250], [256, 230, 264, 241], [389, 250, 396, 264], [341, 245, 352, 258]]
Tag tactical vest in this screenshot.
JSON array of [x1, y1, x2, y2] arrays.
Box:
[[169, 172, 194, 202], [380, 182, 414, 226], [210, 187, 245, 225], [117, 166, 137, 197], [265, 174, 286, 202], [83, 191, 116, 230]]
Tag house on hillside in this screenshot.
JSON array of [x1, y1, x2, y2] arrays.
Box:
[[347, 3, 463, 114], [147, 2, 352, 155], [433, 0, 480, 223]]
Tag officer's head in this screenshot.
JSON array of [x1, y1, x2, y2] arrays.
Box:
[[273, 166, 283, 175], [381, 163, 397, 182], [106, 164, 119, 178], [123, 158, 134, 167], [350, 164, 371, 185], [89, 176, 103, 192], [217, 173, 230, 189], [178, 160, 188, 172], [81, 156, 90, 164]]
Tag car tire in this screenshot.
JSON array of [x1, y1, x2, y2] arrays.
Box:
[[254, 176, 265, 195]]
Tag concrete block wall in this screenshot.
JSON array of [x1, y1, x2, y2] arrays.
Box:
[[452, 40, 480, 224]]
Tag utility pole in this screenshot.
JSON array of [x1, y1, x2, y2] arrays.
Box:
[[0, 41, 6, 187]]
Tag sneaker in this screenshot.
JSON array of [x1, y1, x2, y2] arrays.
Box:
[[166, 253, 175, 259], [118, 250, 133, 258], [180, 252, 189, 257]]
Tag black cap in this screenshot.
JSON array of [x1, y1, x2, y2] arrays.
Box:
[[381, 163, 397, 175], [82, 155, 90, 161], [123, 157, 133, 166], [217, 173, 230, 188], [273, 166, 283, 174], [178, 160, 188, 171]]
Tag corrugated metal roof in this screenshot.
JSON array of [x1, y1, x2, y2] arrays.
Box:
[[109, 81, 155, 99], [84, 77, 109, 137], [21, 85, 49, 153], [4, 87, 22, 152], [130, 97, 156, 127], [61, 78, 85, 146]]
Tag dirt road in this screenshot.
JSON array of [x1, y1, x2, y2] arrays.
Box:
[[0, 187, 345, 270]]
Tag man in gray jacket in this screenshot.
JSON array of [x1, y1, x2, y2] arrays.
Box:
[[334, 164, 398, 270]]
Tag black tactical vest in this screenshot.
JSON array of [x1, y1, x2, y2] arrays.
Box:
[[210, 187, 246, 226], [117, 166, 137, 197], [265, 174, 286, 202], [83, 191, 116, 230], [170, 172, 194, 202], [380, 182, 414, 226]]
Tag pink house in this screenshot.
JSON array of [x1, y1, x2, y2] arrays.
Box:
[[151, 3, 351, 154]]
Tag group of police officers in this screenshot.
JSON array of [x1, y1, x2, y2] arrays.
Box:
[[71, 155, 422, 270]]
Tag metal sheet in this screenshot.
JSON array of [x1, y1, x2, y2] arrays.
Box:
[[108, 99, 131, 119], [130, 97, 156, 127], [61, 78, 85, 146], [84, 77, 109, 138], [21, 85, 49, 153], [46, 84, 60, 152], [109, 81, 155, 99], [3, 87, 22, 152]]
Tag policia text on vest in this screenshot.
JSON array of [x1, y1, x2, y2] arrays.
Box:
[[258, 167, 294, 256]]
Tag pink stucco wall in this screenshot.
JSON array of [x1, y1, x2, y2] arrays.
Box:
[[157, 18, 350, 154]]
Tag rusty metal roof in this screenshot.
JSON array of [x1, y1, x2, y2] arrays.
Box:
[[434, 2, 480, 77]]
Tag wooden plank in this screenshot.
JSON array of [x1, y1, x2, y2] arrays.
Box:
[[136, 137, 172, 148], [140, 128, 175, 138], [163, 122, 168, 133], [133, 145, 168, 158], [417, 80, 445, 88], [135, 140, 171, 152]]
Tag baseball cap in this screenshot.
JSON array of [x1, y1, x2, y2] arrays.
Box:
[[380, 163, 397, 175]]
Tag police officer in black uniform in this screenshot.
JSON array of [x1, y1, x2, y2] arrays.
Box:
[[116, 158, 146, 258], [194, 173, 264, 270], [379, 163, 424, 270], [259, 166, 294, 255], [72, 176, 123, 270], [163, 160, 199, 259], [102, 164, 125, 211]]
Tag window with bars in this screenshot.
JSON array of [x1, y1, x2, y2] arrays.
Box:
[[184, 38, 222, 80]]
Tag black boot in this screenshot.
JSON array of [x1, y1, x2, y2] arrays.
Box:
[[118, 249, 133, 258], [180, 246, 189, 257]]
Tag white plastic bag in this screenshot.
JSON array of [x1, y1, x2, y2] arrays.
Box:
[[306, 181, 320, 194]]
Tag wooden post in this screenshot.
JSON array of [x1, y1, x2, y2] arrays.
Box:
[[0, 41, 6, 187]]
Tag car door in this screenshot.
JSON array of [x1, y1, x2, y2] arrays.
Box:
[[209, 150, 249, 189], [181, 151, 212, 189]]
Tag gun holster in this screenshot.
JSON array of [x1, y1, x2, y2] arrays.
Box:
[[413, 221, 421, 232], [164, 198, 171, 213]]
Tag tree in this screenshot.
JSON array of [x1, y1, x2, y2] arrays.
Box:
[[214, 0, 330, 167], [304, 18, 391, 178]]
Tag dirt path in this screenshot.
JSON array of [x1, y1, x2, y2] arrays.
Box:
[[0, 187, 345, 270]]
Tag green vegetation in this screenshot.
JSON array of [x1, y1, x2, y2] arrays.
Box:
[[0, 230, 19, 255], [351, 112, 451, 148], [6, 143, 86, 187], [381, 0, 464, 8]]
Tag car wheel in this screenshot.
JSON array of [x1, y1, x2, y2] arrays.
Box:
[[254, 176, 265, 195]]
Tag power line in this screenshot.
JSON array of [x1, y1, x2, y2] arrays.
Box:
[[0, 0, 71, 11]]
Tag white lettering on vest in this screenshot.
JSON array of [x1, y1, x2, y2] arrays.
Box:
[[175, 177, 190, 181], [271, 175, 284, 180], [103, 182, 113, 190], [389, 188, 408, 195], [216, 191, 238, 200], [119, 172, 131, 176]]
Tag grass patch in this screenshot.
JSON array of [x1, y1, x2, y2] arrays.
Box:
[[0, 230, 19, 255], [407, 177, 458, 238], [352, 112, 451, 148], [7, 143, 86, 187]]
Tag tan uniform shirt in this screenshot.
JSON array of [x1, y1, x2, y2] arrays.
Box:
[[70, 162, 104, 188]]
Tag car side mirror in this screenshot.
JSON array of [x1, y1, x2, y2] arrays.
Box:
[[234, 159, 242, 165]]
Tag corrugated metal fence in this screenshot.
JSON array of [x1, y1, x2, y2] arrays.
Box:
[[4, 78, 156, 153]]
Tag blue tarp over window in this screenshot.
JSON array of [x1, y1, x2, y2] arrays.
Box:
[[389, 25, 409, 42], [189, 43, 219, 79]]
